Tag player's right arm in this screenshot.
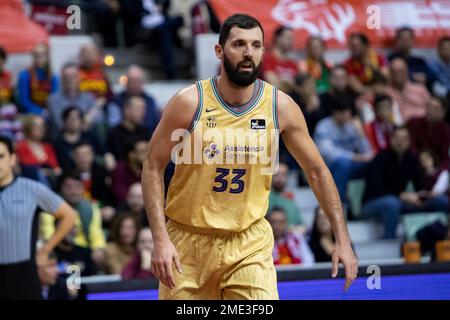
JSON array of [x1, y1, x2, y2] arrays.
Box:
[[141, 84, 198, 289]]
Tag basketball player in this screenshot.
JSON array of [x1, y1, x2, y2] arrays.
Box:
[[142, 14, 358, 299]]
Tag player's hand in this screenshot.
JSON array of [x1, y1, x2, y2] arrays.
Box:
[[151, 238, 182, 289], [331, 242, 358, 291]]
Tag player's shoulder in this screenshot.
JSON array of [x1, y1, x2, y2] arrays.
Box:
[[161, 82, 202, 127], [273, 88, 297, 112], [168, 83, 200, 109], [271, 88, 306, 132]]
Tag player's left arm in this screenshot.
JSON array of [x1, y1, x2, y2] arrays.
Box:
[[277, 90, 358, 290]]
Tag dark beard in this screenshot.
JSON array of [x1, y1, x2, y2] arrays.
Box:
[[223, 53, 261, 87]]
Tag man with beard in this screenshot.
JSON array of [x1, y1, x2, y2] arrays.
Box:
[[142, 14, 357, 299]]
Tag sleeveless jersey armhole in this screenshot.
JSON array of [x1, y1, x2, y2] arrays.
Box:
[[272, 86, 280, 131], [186, 81, 204, 133]]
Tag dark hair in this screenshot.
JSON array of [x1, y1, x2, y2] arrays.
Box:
[[396, 26, 414, 38], [374, 94, 392, 109], [391, 125, 409, 137], [273, 26, 292, 41], [0, 135, 14, 154], [109, 213, 140, 248], [294, 73, 313, 86], [62, 106, 83, 122], [123, 95, 144, 109], [332, 94, 353, 113], [369, 71, 388, 85], [349, 32, 369, 46], [308, 207, 335, 263], [311, 207, 334, 237], [124, 137, 147, 158], [438, 36, 450, 48], [0, 46, 7, 61], [218, 13, 264, 47], [73, 140, 93, 152], [58, 170, 83, 191]]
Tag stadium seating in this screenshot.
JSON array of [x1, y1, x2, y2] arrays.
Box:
[[402, 212, 449, 242]]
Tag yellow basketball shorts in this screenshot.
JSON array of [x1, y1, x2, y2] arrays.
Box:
[[159, 218, 279, 300]]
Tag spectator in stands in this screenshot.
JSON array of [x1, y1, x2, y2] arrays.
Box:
[[104, 213, 139, 274], [0, 46, 13, 105], [55, 226, 98, 277], [308, 207, 336, 263], [361, 127, 447, 239], [116, 182, 148, 227], [429, 36, 450, 99], [17, 43, 58, 116], [78, 44, 121, 143], [107, 95, 151, 160], [314, 98, 373, 203], [119, 0, 145, 46], [42, 171, 107, 268], [298, 35, 332, 94], [268, 162, 304, 229], [385, 57, 430, 123], [355, 71, 403, 125], [262, 26, 298, 93], [344, 32, 388, 95], [115, 65, 161, 133], [140, 0, 184, 79], [417, 150, 449, 212], [53, 107, 104, 169], [190, 0, 220, 36], [93, 0, 121, 48], [268, 207, 314, 266], [48, 62, 102, 135], [78, 44, 113, 100], [389, 27, 438, 92], [289, 74, 324, 134], [364, 94, 395, 153], [71, 141, 116, 227], [112, 138, 148, 204], [16, 115, 61, 187], [121, 227, 154, 280], [407, 96, 450, 168], [0, 46, 22, 141], [38, 254, 69, 300], [319, 65, 356, 119]]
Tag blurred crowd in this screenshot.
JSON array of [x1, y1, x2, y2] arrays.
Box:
[[264, 26, 450, 267], [1, 42, 161, 294], [1, 1, 450, 299]]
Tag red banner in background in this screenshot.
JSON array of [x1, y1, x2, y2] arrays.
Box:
[[209, 0, 450, 49], [31, 5, 69, 35]]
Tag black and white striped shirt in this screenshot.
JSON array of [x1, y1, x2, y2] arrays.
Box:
[[0, 177, 64, 264]]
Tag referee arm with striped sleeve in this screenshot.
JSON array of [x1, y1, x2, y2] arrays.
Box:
[[36, 203, 77, 267]]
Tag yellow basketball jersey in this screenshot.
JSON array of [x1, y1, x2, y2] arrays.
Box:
[[165, 77, 280, 232]]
